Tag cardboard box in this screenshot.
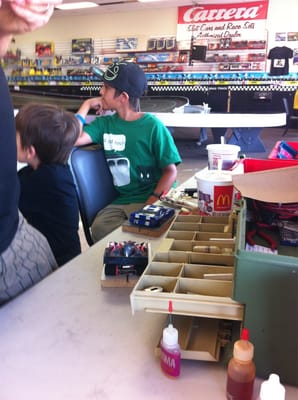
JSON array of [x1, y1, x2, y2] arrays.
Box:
[[232, 158, 298, 203]]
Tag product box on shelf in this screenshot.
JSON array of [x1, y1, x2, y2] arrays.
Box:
[[268, 140, 298, 159]]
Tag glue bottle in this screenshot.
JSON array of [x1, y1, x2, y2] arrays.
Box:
[[160, 322, 181, 378], [226, 327, 256, 400], [258, 374, 285, 400]]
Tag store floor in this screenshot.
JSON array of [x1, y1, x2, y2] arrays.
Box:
[[79, 127, 297, 251], [174, 126, 297, 182]]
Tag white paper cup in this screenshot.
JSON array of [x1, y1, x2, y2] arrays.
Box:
[[195, 169, 235, 216], [206, 144, 240, 170]]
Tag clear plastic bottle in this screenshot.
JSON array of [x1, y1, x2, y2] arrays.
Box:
[[226, 327, 256, 400], [160, 323, 181, 378], [258, 374, 286, 400]]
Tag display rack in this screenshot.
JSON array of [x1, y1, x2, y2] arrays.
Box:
[[189, 38, 267, 72]]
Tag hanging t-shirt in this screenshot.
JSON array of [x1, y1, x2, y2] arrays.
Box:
[[191, 45, 207, 61], [268, 46, 293, 76]]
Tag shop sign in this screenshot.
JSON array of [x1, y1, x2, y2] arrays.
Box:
[[177, 1, 269, 42]]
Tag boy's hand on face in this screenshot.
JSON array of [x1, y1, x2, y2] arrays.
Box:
[[87, 97, 106, 115]]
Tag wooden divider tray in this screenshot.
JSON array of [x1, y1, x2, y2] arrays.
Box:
[[130, 212, 243, 321], [130, 212, 244, 362]]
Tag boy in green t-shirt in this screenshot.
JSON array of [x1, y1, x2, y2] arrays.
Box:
[[74, 61, 182, 242]]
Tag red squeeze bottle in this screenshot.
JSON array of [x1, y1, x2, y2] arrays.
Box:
[[226, 327, 256, 400]]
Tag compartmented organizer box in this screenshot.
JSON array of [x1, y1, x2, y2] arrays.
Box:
[[131, 203, 298, 385], [130, 212, 243, 362], [234, 200, 298, 386]]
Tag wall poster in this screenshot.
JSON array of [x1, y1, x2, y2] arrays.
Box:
[[35, 42, 54, 57], [71, 38, 93, 54], [116, 37, 138, 51]]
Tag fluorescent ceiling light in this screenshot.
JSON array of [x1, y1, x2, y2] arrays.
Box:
[[55, 2, 98, 10]]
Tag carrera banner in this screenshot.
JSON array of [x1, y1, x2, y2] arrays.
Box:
[[177, 1, 269, 42]]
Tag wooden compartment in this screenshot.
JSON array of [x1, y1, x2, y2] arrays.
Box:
[[134, 275, 178, 293], [201, 216, 230, 224], [170, 222, 201, 231], [169, 239, 193, 251], [153, 251, 189, 263], [169, 239, 235, 254], [154, 244, 235, 267], [155, 316, 241, 362], [156, 316, 221, 361], [167, 231, 195, 240], [181, 264, 234, 280], [176, 278, 233, 297], [193, 231, 233, 240], [175, 215, 202, 223], [144, 262, 182, 277], [131, 263, 243, 320], [197, 223, 231, 233], [174, 215, 232, 225], [189, 252, 235, 266], [191, 241, 235, 255]]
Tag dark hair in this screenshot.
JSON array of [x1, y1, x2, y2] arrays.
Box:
[[113, 88, 140, 111], [15, 103, 80, 164]]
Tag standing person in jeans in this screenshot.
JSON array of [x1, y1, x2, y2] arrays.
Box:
[[74, 62, 182, 242], [0, 0, 62, 305], [16, 103, 81, 266]]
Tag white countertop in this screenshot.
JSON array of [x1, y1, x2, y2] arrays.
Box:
[[153, 112, 286, 128], [85, 111, 286, 129], [0, 220, 297, 399]]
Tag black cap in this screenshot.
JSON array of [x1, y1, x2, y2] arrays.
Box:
[[92, 62, 147, 98]]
